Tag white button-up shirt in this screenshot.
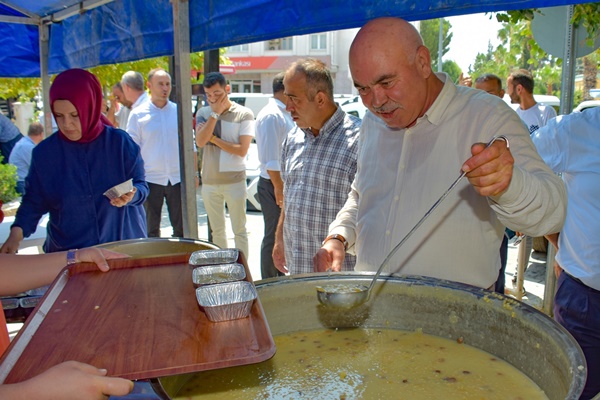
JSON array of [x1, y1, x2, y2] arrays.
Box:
[[329, 73, 566, 288], [255, 97, 294, 179], [127, 100, 180, 186]]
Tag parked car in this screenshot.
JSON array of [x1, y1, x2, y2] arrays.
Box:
[[341, 99, 368, 119], [245, 141, 261, 212], [229, 93, 271, 117], [573, 99, 600, 113]]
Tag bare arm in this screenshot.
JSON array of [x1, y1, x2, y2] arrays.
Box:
[[195, 117, 218, 148], [267, 170, 284, 207], [272, 207, 287, 273], [0, 248, 129, 296], [211, 134, 252, 158]]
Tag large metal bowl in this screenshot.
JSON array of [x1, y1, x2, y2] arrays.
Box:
[[94, 237, 218, 258], [153, 273, 586, 400]]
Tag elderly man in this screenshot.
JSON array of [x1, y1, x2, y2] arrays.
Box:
[[121, 71, 149, 114], [273, 58, 360, 275], [314, 17, 566, 290]]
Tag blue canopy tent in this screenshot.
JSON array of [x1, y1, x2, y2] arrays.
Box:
[[0, 0, 593, 77]]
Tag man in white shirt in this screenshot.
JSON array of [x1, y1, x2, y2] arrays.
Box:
[[107, 82, 132, 130], [254, 73, 295, 278], [507, 69, 557, 135], [121, 71, 149, 115], [314, 17, 566, 290], [127, 68, 183, 238]]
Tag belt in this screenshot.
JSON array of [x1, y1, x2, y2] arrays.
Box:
[[259, 176, 271, 182]]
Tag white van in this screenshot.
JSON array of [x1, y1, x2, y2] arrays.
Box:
[[228, 93, 271, 117]]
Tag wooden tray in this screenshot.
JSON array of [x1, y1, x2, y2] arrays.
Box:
[[0, 253, 275, 383]]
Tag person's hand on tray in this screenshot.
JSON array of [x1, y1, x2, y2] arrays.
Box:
[[0, 360, 133, 399], [0, 248, 130, 296], [75, 248, 130, 272]]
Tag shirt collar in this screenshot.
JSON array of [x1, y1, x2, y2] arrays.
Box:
[[301, 106, 345, 139], [419, 72, 456, 127]]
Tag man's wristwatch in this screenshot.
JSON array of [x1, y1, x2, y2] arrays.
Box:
[[322, 234, 348, 250], [210, 112, 220, 120]]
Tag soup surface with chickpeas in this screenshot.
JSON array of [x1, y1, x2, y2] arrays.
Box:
[[173, 328, 548, 400]]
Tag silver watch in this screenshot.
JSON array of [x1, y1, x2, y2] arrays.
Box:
[[210, 112, 220, 120]]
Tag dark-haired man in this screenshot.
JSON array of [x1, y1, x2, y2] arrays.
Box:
[[195, 72, 254, 259]]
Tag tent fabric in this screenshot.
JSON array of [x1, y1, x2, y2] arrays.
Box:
[[0, 0, 595, 77]]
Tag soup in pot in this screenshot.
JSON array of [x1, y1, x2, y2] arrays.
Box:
[[173, 328, 547, 399]]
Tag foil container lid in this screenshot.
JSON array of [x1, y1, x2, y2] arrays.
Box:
[[192, 263, 246, 286], [189, 249, 239, 266]]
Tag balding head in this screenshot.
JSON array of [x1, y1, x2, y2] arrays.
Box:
[[349, 17, 443, 129]]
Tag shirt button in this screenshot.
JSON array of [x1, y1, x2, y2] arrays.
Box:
[[386, 230, 391, 235], [394, 196, 399, 201]]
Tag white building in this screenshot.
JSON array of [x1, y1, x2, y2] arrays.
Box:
[[223, 28, 360, 95]]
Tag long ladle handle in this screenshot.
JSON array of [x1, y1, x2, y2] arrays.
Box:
[[366, 135, 509, 295]]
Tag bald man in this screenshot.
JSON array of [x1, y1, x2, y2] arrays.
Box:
[[315, 17, 566, 290]]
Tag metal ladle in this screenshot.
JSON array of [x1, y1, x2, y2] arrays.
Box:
[[317, 135, 508, 308]]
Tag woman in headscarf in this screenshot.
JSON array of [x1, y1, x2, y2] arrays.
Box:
[[0, 68, 148, 254]]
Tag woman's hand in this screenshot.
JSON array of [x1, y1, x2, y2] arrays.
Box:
[[110, 187, 137, 208]]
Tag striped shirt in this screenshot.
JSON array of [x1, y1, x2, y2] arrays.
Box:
[[281, 107, 360, 274]]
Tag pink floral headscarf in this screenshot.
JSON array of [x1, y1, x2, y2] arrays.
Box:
[[50, 68, 113, 143]]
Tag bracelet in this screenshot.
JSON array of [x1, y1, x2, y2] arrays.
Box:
[[66, 249, 79, 265], [209, 136, 216, 144]]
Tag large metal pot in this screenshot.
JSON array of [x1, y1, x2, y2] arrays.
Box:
[[153, 274, 586, 400], [94, 237, 218, 258]]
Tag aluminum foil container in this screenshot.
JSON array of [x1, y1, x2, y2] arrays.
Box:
[[19, 296, 42, 309], [192, 263, 246, 287], [196, 281, 257, 322], [189, 249, 239, 266], [26, 285, 49, 297], [2, 298, 19, 310]]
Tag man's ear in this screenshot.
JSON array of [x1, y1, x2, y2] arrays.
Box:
[[226, 84, 231, 94], [415, 45, 433, 78], [315, 91, 326, 107]]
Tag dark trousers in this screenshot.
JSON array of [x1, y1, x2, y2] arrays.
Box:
[[494, 235, 508, 294], [1, 134, 23, 163], [144, 181, 183, 238], [554, 272, 600, 400], [257, 177, 283, 279]]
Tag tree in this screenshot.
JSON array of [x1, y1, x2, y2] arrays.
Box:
[[442, 60, 461, 84], [496, 4, 600, 100], [420, 18, 453, 71], [0, 50, 230, 100]]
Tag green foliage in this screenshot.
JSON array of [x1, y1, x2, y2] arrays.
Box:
[[0, 78, 41, 101], [420, 18, 453, 71], [442, 60, 461, 83], [496, 4, 600, 46], [0, 50, 230, 99], [0, 156, 19, 203]]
